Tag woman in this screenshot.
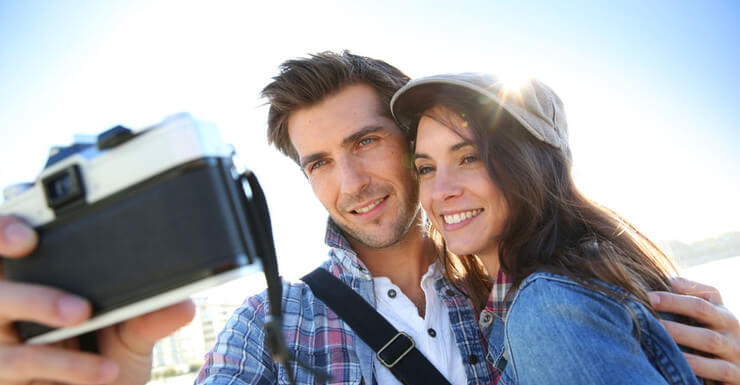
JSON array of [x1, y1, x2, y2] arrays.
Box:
[[390, 74, 700, 384]]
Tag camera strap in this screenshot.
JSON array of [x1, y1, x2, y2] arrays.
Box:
[[239, 171, 329, 384], [302, 267, 452, 385]]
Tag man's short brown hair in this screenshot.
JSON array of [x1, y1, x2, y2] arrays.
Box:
[[261, 51, 410, 163]]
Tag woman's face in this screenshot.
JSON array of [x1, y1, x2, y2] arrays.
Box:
[[414, 106, 508, 260]]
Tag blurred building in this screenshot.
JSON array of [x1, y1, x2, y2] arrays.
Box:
[[152, 297, 242, 370], [198, 298, 240, 351]]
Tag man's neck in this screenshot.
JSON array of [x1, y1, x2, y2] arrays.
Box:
[[349, 217, 436, 316]]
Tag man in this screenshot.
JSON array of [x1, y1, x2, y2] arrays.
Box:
[[196, 52, 486, 385], [0, 51, 738, 384]]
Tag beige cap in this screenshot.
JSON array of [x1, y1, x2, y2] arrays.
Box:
[[391, 73, 570, 159]]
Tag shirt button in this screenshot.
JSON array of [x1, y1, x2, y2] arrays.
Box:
[[427, 328, 437, 338], [387, 289, 397, 298], [479, 310, 494, 328], [468, 354, 478, 365]]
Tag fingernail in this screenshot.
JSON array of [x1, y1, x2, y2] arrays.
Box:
[[4, 222, 33, 245], [99, 360, 120, 381], [648, 292, 660, 305], [56, 295, 89, 322]]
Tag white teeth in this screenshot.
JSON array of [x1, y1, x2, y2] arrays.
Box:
[[354, 198, 384, 214], [443, 209, 481, 224]]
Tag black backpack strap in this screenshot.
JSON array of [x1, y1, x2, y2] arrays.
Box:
[[302, 268, 451, 385]]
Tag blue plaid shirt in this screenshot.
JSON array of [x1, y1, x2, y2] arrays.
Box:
[[196, 219, 495, 385]]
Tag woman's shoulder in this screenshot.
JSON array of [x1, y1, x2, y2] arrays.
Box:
[[506, 271, 641, 332], [501, 272, 698, 385], [516, 271, 633, 302]]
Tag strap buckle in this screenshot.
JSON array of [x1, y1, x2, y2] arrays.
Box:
[[376, 332, 415, 368]]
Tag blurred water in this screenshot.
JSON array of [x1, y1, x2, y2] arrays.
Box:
[[680, 256, 740, 317]]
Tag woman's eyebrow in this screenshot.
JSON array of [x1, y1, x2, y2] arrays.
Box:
[[450, 140, 474, 152], [414, 140, 474, 160]]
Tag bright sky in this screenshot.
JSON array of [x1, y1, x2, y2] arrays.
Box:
[[1, 1, 738, 298]]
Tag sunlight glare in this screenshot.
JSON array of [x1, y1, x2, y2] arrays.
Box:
[[494, 62, 534, 93]]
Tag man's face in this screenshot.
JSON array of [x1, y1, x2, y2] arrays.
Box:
[[288, 83, 420, 249]]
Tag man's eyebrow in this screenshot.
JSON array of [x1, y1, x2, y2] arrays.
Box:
[[300, 152, 329, 169], [414, 140, 474, 160], [299, 126, 386, 168], [341, 126, 384, 147]]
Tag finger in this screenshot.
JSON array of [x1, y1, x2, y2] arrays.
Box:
[[0, 344, 119, 384], [649, 291, 735, 330], [0, 280, 91, 328], [0, 216, 38, 258], [682, 351, 740, 384], [669, 276, 723, 305], [660, 319, 733, 358], [27, 380, 56, 385], [112, 299, 195, 355]]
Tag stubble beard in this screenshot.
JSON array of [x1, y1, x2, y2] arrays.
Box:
[[334, 184, 421, 250], [339, 203, 420, 249]]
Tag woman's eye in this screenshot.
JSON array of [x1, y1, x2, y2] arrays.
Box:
[[416, 165, 434, 175], [461, 154, 479, 165]]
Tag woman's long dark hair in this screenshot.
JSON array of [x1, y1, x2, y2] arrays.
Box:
[[414, 88, 675, 312]]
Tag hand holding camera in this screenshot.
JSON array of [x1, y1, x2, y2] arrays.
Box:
[[0, 215, 197, 385], [0, 113, 280, 384]]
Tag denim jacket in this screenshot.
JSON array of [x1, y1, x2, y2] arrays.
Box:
[[486, 271, 700, 385]]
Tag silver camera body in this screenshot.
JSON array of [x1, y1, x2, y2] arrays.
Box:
[[0, 113, 264, 344]]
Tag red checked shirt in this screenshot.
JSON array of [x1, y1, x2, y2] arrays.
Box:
[[479, 270, 513, 383]]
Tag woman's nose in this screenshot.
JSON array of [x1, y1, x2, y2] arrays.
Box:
[[430, 167, 463, 202]]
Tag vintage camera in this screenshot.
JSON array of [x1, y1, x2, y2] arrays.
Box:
[[0, 113, 270, 344]]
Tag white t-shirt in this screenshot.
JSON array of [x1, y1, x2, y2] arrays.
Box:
[[372, 262, 467, 385]]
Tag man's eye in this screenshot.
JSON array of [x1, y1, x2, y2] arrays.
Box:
[[309, 160, 327, 172], [358, 137, 377, 147]]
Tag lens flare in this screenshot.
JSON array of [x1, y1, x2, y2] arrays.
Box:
[[492, 63, 533, 94]]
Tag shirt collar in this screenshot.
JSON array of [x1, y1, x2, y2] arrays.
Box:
[[422, 260, 443, 284], [324, 217, 353, 250], [484, 269, 513, 321], [323, 218, 372, 279]]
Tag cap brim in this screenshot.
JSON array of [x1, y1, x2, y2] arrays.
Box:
[[391, 76, 506, 138]]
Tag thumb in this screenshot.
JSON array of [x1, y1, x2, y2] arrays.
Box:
[[113, 299, 196, 355], [0, 216, 38, 258]]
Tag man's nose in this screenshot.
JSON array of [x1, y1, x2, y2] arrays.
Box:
[[338, 156, 370, 196]]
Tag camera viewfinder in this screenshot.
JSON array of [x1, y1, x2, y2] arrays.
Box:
[[42, 165, 85, 210]]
